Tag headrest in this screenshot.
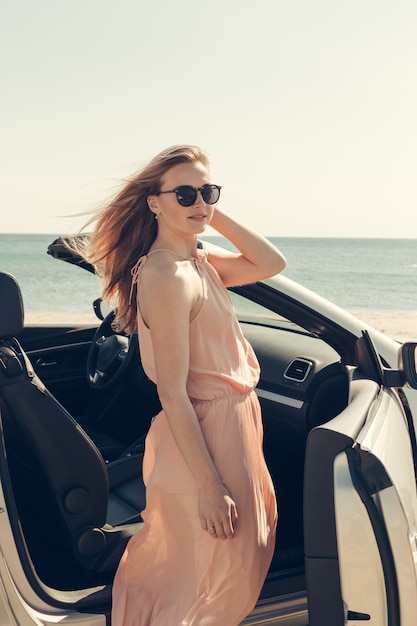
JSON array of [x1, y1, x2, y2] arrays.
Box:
[[0, 272, 24, 338]]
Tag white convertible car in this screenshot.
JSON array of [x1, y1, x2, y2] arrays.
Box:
[[0, 237, 417, 626]]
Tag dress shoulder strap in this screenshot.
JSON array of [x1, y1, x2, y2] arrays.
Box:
[[129, 255, 148, 306]]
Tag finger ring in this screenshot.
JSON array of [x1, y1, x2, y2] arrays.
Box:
[[207, 526, 215, 531]]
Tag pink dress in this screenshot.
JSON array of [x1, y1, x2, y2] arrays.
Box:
[[112, 249, 277, 626]]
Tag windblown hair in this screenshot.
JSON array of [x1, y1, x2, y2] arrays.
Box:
[[70, 145, 210, 333]]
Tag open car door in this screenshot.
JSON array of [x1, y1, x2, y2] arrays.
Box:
[[304, 332, 417, 625]]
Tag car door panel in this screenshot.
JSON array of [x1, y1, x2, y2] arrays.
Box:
[[350, 387, 417, 624], [305, 377, 417, 625], [18, 323, 97, 352], [304, 379, 375, 625], [333, 450, 393, 624], [18, 324, 97, 419]]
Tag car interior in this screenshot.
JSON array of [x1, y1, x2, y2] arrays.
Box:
[[0, 269, 350, 608]]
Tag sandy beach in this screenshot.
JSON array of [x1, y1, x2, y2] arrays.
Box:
[[24, 310, 417, 342], [25, 312, 99, 326], [351, 311, 417, 342]]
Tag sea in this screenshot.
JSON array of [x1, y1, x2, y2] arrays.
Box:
[[0, 233, 416, 316]]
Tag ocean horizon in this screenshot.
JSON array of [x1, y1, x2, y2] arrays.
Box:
[[0, 233, 416, 316]]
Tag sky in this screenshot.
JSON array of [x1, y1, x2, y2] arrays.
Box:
[[2, 0, 417, 238]]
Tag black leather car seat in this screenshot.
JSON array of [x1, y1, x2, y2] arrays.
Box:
[[0, 271, 146, 583]]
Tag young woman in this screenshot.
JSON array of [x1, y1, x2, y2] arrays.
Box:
[[78, 145, 286, 625]]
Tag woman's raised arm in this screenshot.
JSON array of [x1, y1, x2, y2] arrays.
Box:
[[205, 207, 286, 287]]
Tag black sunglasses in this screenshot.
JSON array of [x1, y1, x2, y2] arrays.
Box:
[[156, 184, 221, 207]]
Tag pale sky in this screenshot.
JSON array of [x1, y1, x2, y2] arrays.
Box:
[[2, 0, 417, 237]]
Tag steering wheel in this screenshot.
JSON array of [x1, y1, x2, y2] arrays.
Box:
[[87, 311, 137, 389]]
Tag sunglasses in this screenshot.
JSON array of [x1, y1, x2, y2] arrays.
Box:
[[157, 184, 221, 207]]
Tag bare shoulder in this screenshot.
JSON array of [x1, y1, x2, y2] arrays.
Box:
[[141, 251, 184, 280], [141, 252, 197, 290], [138, 253, 200, 324]]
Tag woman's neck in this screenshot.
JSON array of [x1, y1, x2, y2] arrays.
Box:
[[151, 232, 198, 258]]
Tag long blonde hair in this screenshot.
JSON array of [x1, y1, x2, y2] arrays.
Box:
[[73, 145, 210, 333]]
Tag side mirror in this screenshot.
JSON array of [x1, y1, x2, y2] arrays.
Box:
[[399, 343, 417, 390], [356, 332, 417, 390], [93, 298, 113, 321]]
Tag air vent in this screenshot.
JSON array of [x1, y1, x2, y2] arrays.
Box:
[[284, 358, 313, 383]]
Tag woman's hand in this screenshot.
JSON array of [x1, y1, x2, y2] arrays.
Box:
[[199, 482, 238, 539]]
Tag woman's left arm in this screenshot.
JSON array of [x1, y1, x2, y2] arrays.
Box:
[[205, 207, 287, 287]]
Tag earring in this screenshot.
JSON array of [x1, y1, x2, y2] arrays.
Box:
[[154, 213, 159, 220]]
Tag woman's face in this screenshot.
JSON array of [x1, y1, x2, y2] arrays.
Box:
[[148, 161, 216, 236]]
